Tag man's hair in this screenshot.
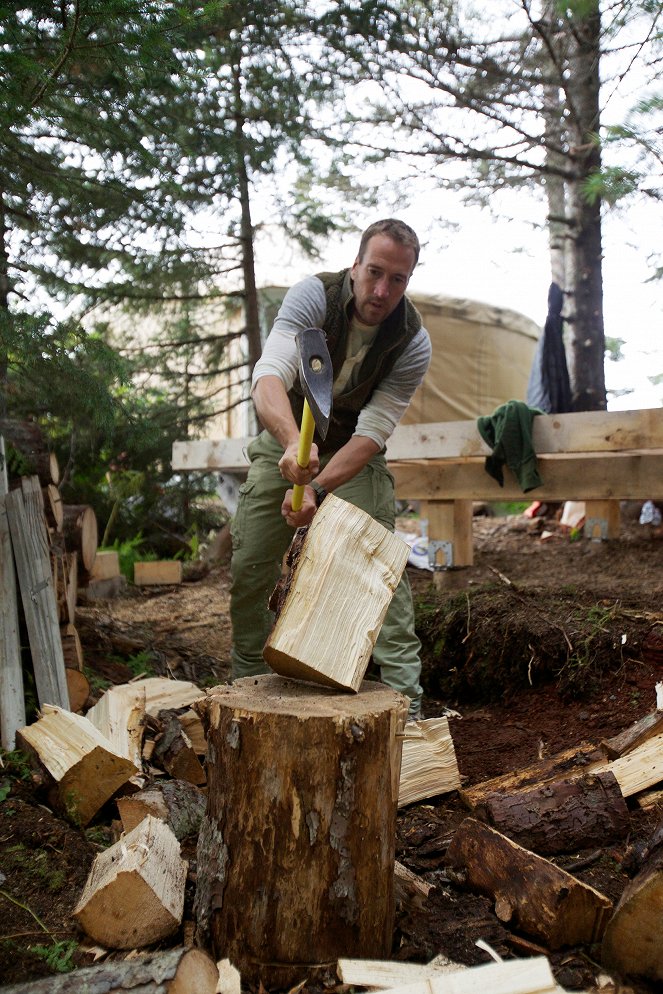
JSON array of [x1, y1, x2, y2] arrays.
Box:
[[357, 218, 420, 266]]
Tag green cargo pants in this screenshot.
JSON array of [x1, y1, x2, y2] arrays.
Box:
[[229, 430, 423, 709]]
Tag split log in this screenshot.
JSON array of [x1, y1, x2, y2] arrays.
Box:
[[602, 823, 663, 982], [398, 716, 461, 807], [134, 560, 183, 585], [337, 957, 461, 988], [445, 817, 612, 949], [264, 493, 410, 691], [0, 439, 26, 749], [345, 957, 567, 994], [0, 946, 219, 994], [153, 709, 206, 784], [62, 503, 98, 576], [194, 674, 408, 988], [602, 709, 663, 759], [474, 770, 630, 855], [86, 682, 146, 768], [5, 477, 69, 709], [178, 706, 206, 754], [74, 815, 187, 948], [594, 731, 663, 797], [460, 742, 607, 810], [17, 704, 138, 825], [137, 676, 204, 715], [117, 779, 206, 839], [0, 417, 59, 486]]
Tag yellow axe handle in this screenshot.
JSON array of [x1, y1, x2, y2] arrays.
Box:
[[291, 400, 316, 512]]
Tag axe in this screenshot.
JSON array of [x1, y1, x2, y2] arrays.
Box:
[[291, 327, 333, 512]]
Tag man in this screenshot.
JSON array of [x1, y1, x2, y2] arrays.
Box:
[[229, 218, 432, 717]]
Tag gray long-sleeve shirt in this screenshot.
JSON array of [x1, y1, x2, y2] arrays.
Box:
[[252, 275, 432, 449]]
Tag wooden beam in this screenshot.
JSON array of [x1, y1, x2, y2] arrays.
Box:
[[391, 452, 663, 502], [0, 436, 26, 749], [172, 437, 250, 473], [386, 408, 663, 461]]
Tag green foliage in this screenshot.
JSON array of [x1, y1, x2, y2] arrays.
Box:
[[29, 940, 78, 974], [102, 534, 155, 581], [121, 650, 157, 679], [83, 668, 111, 696], [0, 749, 33, 785]]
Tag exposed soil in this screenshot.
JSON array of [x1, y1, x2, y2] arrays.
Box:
[[1, 505, 663, 991]]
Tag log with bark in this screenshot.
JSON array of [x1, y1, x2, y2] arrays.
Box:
[[474, 769, 630, 855], [0, 946, 220, 994], [117, 779, 206, 840], [42, 483, 63, 531], [194, 674, 408, 988], [445, 817, 612, 949], [17, 704, 138, 825], [74, 814, 187, 948], [263, 493, 410, 691], [152, 709, 206, 785]]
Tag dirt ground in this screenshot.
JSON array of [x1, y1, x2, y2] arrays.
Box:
[[1, 504, 663, 991]]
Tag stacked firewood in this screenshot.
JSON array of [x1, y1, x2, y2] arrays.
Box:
[[0, 419, 100, 748]]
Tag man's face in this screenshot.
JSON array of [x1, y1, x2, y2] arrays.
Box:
[[351, 233, 416, 326]]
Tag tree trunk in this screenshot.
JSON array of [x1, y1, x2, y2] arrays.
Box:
[[566, 2, 606, 411], [194, 674, 407, 988]]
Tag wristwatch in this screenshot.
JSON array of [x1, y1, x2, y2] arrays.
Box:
[[310, 480, 328, 507]]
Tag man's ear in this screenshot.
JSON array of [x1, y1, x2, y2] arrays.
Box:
[[350, 256, 360, 278]]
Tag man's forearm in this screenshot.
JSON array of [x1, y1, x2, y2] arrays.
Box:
[[252, 376, 300, 449], [314, 435, 381, 493]]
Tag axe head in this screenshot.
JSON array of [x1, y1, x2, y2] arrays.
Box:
[[296, 327, 333, 441]]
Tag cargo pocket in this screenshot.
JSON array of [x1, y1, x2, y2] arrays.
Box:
[[229, 479, 256, 552]]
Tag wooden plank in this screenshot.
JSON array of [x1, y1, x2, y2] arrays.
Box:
[[364, 957, 568, 994], [386, 408, 663, 461], [391, 451, 663, 502], [172, 437, 250, 473], [5, 478, 69, 709], [134, 560, 183, 585], [0, 436, 26, 748]]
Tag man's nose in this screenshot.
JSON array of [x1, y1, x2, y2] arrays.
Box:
[[374, 277, 390, 298]]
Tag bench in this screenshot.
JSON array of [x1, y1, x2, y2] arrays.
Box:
[[172, 407, 663, 568]]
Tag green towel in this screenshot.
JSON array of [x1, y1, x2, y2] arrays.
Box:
[[477, 400, 543, 492]]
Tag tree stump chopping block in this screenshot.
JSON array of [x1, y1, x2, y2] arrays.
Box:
[[194, 674, 408, 989]]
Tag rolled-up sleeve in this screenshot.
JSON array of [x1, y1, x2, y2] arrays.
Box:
[[251, 277, 327, 393]]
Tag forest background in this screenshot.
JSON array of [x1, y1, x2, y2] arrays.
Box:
[[1, 0, 661, 559]]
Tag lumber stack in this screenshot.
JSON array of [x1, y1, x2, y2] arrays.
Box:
[[0, 421, 103, 746]]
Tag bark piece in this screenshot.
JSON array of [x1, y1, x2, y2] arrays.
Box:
[[153, 709, 206, 784], [134, 560, 183, 585], [398, 716, 461, 807], [74, 815, 187, 949], [602, 825, 663, 982], [445, 817, 612, 949], [5, 477, 69, 709], [194, 674, 408, 988], [17, 704, 138, 825], [62, 503, 98, 576], [0, 442, 26, 749], [601, 709, 663, 760], [117, 779, 206, 840], [0, 946, 218, 994], [264, 493, 410, 692], [474, 770, 630, 855]]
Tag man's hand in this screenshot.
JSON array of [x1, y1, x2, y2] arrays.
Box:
[[278, 441, 320, 486], [281, 485, 317, 528]]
